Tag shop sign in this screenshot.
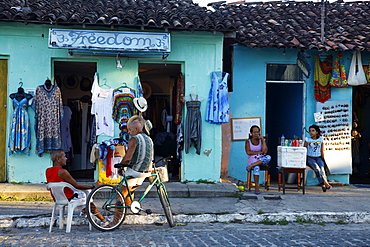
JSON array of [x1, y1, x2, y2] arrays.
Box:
[[48, 29, 170, 52], [316, 100, 351, 174]]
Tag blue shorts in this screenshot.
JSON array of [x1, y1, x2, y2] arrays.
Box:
[[247, 155, 271, 175]]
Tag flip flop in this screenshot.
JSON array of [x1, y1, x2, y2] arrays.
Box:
[[254, 191, 261, 195]]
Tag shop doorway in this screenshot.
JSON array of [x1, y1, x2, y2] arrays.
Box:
[[351, 86, 370, 184], [54, 61, 96, 180], [139, 63, 182, 181], [266, 82, 304, 180], [0, 59, 7, 181]]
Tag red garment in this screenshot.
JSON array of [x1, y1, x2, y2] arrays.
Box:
[[314, 55, 332, 103], [46, 167, 74, 200], [106, 146, 114, 177], [174, 72, 184, 125]]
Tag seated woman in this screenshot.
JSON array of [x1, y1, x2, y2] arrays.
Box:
[[245, 125, 271, 195], [46, 149, 105, 221]]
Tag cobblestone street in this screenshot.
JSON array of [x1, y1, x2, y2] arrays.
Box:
[[1, 222, 370, 246]]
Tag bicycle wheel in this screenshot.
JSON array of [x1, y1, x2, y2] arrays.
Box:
[[157, 183, 175, 227], [86, 185, 126, 231]]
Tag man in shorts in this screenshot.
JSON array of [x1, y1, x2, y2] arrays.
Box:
[[106, 118, 154, 227]]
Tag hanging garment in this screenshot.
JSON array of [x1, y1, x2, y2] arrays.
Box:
[[348, 51, 367, 86], [176, 124, 184, 161], [91, 74, 115, 137], [329, 52, 348, 88], [33, 84, 63, 156], [8, 98, 31, 155], [366, 61, 370, 83], [112, 88, 136, 139], [174, 72, 185, 125], [314, 55, 332, 103], [297, 51, 311, 78], [137, 77, 144, 98], [206, 71, 230, 124], [61, 106, 73, 152], [185, 95, 202, 155]]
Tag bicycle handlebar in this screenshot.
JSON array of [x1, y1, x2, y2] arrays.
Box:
[[114, 163, 130, 169], [114, 156, 173, 169], [153, 156, 173, 164]]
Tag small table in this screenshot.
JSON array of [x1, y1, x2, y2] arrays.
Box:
[[278, 167, 305, 194]]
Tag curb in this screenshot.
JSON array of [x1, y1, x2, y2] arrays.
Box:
[[2, 212, 370, 229]]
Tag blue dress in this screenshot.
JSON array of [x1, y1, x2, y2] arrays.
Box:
[[8, 98, 31, 155], [206, 71, 230, 124]]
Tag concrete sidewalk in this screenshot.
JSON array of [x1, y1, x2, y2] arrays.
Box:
[[1, 181, 370, 229]]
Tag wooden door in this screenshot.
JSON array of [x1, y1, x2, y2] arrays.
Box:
[[0, 60, 7, 181]]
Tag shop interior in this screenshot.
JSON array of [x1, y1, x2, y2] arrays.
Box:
[[138, 63, 182, 181], [54, 61, 182, 181], [352, 85, 370, 184], [54, 61, 96, 180]]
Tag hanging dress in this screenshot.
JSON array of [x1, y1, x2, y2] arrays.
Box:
[[314, 55, 332, 103], [206, 71, 230, 124], [185, 95, 202, 155], [33, 85, 63, 156], [8, 98, 31, 155]]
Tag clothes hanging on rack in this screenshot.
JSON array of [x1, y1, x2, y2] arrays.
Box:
[[91, 73, 114, 137], [33, 84, 63, 156], [206, 71, 230, 124], [314, 55, 332, 103], [112, 87, 136, 139], [185, 94, 202, 155], [8, 97, 31, 155]]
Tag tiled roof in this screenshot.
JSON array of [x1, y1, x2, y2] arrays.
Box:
[[1, 0, 370, 51], [0, 0, 232, 31], [214, 1, 370, 51]]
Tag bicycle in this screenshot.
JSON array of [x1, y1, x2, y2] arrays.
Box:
[[86, 156, 175, 231]]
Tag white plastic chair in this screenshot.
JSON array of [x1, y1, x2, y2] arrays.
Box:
[[46, 182, 92, 233]]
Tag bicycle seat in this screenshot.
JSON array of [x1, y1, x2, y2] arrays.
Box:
[[114, 163, 130, 169]]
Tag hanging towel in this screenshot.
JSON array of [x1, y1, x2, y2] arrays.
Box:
[[314, 55, 332, 103], [329, 52, 348, 88]]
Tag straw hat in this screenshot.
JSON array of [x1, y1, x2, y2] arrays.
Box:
[[133, 97, 148, 112], [127, 115, 152, 135]]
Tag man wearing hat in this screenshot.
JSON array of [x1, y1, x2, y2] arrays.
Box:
[[105, 118, 154, 228]]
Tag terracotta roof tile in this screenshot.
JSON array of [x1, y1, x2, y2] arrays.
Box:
[[1, 0, 370, 51]]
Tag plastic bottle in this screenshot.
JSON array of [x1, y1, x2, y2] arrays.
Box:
[[280, 134, 285, 146]]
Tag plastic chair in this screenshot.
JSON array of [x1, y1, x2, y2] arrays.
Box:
[[46, 182, 92, 233]]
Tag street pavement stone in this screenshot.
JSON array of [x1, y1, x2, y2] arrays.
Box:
[[1, 223, 370, 246]]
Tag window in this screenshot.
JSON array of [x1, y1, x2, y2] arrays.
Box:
[[266, 64, 303, 82]]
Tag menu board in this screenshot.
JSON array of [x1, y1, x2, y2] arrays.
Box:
[[231, 117, 261, 141], [316, 100, 351, 174]]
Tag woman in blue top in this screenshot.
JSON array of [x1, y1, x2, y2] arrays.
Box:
[[304, 124, 332, 192]]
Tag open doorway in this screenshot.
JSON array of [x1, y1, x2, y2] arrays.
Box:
[[265, 64, 305, 180], [139, 63, 182, 181], [54, 61, 96, 181], [351, 86, 370, 183]]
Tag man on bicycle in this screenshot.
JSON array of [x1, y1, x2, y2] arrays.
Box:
[[107, 118, 154, 227]]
